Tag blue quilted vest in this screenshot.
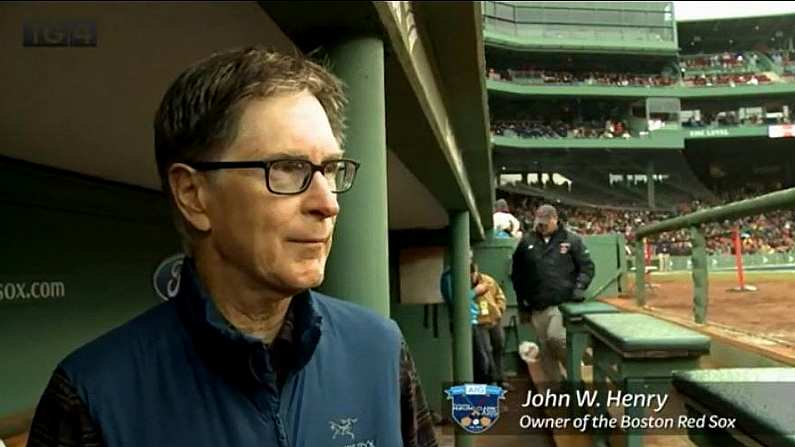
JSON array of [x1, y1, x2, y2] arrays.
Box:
[[59, 259, 403, 447]]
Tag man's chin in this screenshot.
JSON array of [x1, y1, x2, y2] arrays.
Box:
[[291, 270, 324, 290]]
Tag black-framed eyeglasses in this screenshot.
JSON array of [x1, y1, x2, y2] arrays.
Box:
[[187, 158, 360, 195]]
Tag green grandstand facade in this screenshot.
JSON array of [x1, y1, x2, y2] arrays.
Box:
[[486, 1, 795, 210]]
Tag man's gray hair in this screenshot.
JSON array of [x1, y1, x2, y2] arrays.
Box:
[[153, 47, 348, 253]]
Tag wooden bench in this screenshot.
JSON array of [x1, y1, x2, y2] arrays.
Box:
[[585, 313, 711, 447], [673, 368, 795, 447], [559, 302, 619, 396]]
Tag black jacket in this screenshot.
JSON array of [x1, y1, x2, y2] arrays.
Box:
[[511, 226, 595, 312]]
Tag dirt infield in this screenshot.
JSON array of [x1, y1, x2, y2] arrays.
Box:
[[622, 271, 795, 346]]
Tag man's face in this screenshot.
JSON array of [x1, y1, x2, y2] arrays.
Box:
[[200, 90, 341, 296], [535, 216, 558, 237]]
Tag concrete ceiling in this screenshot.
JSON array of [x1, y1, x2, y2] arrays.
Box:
[[1, 1, 295, 189], [0, 1, 447, 230]]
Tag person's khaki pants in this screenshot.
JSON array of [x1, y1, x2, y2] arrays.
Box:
[[530, 305, 566, 386]]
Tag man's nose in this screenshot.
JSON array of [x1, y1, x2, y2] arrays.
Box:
[[305, 171, 340, 218]]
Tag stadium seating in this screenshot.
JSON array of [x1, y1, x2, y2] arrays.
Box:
[[488, 50, 792, 89], [498, 191, 795, 256]]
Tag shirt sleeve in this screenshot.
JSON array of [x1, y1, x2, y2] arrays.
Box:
[[27, 367, 104, 447], [399, 339, 438, 447]]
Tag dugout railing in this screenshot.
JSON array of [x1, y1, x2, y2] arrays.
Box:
[[633, 186, 795, 323]]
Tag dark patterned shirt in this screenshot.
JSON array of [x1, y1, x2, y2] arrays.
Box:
[[27, 299, 438, 447]]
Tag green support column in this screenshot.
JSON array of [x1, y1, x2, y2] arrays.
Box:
[[320, 37, 389, 317], [647, 161, 656, 209], [635, 239, 646, 306], [451, 211, 473, 380], [450, 211, 473, 447], [690, 226, 709, 323], [617, 233, 628, 293]]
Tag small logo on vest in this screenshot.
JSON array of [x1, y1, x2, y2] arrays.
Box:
[[559, 242, 571, 254], [329, 418, 375, 447], [445, 384, 506, 434], [330, 417, 356, 440], [153, 254, 185, 302]]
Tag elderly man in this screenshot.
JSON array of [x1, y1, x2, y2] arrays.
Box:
[[511, 204, 594, 389], [27, 48, 436, 447]]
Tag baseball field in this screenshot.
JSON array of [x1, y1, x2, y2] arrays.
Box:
[[622, 270, 795, 346]]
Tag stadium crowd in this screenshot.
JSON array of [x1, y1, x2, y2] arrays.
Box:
[[680, 52, 759, 72], [681, 110, 793, 127], [486, 50, 795, 89], [682, 72, 771, 87], [486, 68, 676, 87], [771, 50, 794, 67], [498, 187, 795, 256], [488, 66, 773, 88], [491, 119, 631, 139], [491, 111, 790, 140]]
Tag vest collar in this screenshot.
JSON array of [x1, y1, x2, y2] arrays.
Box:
[[174, 257, 322, 389]]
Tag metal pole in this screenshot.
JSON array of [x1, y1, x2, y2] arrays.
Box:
[[617, 233, 628, 293], [450, 211, 473, 447], [647, 161, 656, 209], [635, 239, 646, 306], [637, 187, 795, 238], [733, 227, 746, 290], [691, 226, 708, 323]]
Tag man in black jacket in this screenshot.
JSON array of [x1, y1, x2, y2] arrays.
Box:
[[511, 204, 595, 386]]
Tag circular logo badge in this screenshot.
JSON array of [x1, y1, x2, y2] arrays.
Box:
[[153, 254, 185, 302]]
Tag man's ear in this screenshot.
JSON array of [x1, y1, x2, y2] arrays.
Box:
[[168, 163, 212, 232]]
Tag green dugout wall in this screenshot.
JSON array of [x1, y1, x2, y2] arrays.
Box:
[[0, 159, 180, 418]]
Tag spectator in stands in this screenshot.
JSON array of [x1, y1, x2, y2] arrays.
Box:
[[511, 205, 595, 389], [494, 198, 522, 238], [28, 47, 437, 447], [487, 67, 501, 81]]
